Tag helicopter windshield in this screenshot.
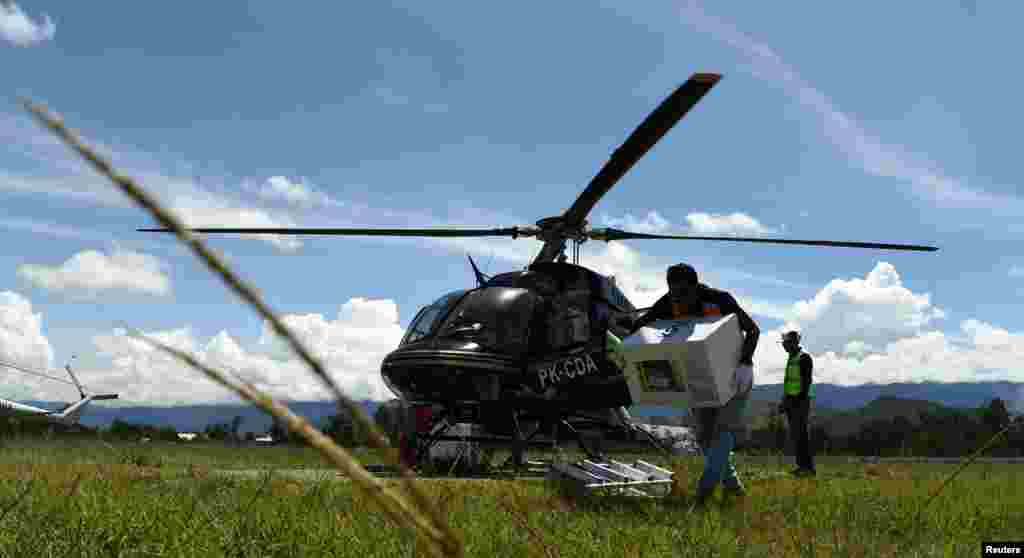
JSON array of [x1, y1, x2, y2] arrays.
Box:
[[400, 290, 467, 345]]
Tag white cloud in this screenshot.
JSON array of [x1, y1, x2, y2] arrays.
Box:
[[752, 321, 1024, 388], [685, 212, 775, 236], [169, 198, 303, 252], [90, 326, 208, 403], [0, 290, 58, 401], [86, 297, 405, 404], [734, 296, 791, 322], [0, 291, 53, 371], [0, 2, 55, 47], [257, 176, 338, 209], [257, 298, 405, 398], [777, 261, 944, 354], [1010, 266, 1024, 278], [962, 319, 1013, 348], [747, 262, 1023, 388], [677, 2, 1020, 214], [600, 210, 775, 236], [600, 211, 673, 234], [574, 241, 672, 309], [17, 248, 171, 297]]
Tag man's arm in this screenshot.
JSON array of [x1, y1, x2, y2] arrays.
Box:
[[798, 353, 813, 400], [722, 293, 760, 365], [627, 296, 666, 333]]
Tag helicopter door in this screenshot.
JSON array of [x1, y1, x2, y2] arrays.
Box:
[[543, 271, 592, 352], [545, 297, 589, 351]]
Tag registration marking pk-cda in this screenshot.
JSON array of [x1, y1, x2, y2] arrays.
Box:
[[537, 353, 600, 390]]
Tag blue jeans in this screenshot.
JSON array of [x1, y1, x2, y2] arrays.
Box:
[[697, 430, 743, 497], [695, 387, 751, 499]]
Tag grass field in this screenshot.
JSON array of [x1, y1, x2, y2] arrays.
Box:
[[0, 438, 1018, 557], [0, 437, 353, 471]]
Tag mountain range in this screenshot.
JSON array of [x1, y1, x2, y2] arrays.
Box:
[[11, 381, 1022, 435]]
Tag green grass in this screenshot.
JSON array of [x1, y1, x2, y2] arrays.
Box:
[[0, 438, 1019, 557], [0, 437, 383, 471]]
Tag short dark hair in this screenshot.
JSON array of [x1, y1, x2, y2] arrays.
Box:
[[667, 263, 698, 284]]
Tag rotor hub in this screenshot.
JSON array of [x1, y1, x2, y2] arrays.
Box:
[[535, 216, 589, 245]]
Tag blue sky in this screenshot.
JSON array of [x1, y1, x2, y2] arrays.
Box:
[[1, 1, 1021, 406]]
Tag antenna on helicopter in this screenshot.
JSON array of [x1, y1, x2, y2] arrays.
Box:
[[467, 254, 488, 287]]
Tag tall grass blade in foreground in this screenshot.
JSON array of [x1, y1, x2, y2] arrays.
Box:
[[129, 332, 458, 557], [906, 421, 1018, 531], [21, 99, 462, 557]]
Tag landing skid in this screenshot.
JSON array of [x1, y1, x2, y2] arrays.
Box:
[[402, 409, 677, 497], [407, 406, 674, 478], [547, 459, 675, 498]]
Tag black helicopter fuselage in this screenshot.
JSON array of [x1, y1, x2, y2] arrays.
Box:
[[380, 262, 640, 429]]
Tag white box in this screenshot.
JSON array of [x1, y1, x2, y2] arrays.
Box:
[[619, 314, 744, 408]]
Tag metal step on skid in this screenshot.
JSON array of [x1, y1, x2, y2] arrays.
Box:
[[546, 459, 675, 497]]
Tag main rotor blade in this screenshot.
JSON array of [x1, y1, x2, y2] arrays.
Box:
[[593, 228, 938, 251], [562, 73, 721, 227], [137, 226, 526, 238]]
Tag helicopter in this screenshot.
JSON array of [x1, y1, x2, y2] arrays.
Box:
[[138, 72, 938, 468], [0, 357, 118, 430]]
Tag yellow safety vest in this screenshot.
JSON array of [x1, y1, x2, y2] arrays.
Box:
[[784, 351, 815, 398]]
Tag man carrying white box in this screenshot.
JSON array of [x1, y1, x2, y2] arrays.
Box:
[[621, 263, 760, 506]]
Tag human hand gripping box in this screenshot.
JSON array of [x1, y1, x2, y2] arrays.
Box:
[[619, 314, 744, 409]]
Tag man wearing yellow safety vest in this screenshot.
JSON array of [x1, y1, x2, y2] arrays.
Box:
[[624, 263, 760, 506], [778, 330, 816, 476]]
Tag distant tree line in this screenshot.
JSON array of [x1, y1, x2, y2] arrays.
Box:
[[276, 403, 402, 448], [0, 415, 253, 443], [0, 404, 405, 446], [745, 398, 1023, 457], [0, 416, 68, 438], [104, 416, 249, 442], [106, 419, 180, 442], [10, 397, 1015, 458]]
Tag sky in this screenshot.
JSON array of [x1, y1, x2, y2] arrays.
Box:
[[1, 1, 1022, 408]]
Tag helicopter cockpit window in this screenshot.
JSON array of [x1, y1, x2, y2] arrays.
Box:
[[400, 290, 467, 345], [401, 308, 432, 345]]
